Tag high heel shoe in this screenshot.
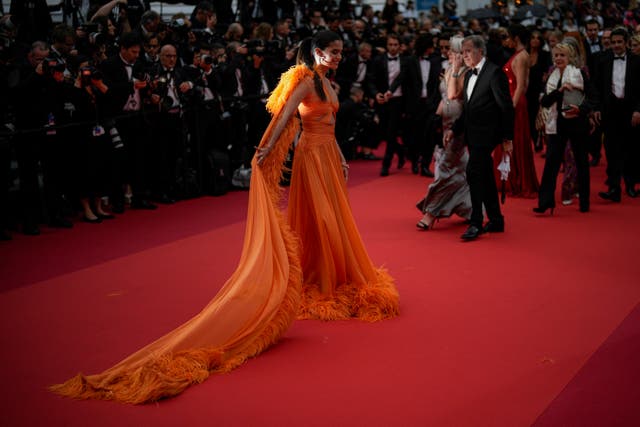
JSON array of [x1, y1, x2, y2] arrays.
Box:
[[416, 217, 437, 230], [532, 206, 555, 215]]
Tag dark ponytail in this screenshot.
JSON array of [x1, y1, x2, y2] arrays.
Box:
[[296, 31, 342, 102]]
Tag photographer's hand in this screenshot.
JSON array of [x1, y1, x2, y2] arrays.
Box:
[[179, 81, 192, 93], [134, 79, 147, 90], [92, 79, 108, 94]]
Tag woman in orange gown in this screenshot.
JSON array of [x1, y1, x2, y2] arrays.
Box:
[[493, 24, 539, 198], [51, 31, 398, 404]]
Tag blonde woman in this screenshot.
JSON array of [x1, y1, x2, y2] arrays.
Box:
[[533, 42, 592, 214], [416, 35, 471, 229]]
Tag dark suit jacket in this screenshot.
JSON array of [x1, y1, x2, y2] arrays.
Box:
[[366, 54, 416, 112], [454, 59, 514, 148], [336, 53, 372, 100], [410, 54, 443, 112], [100, 54, 148, 116], [591, 50, 640, 124]]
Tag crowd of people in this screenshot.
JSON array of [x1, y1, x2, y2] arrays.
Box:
[[0, 0, 639, 241]]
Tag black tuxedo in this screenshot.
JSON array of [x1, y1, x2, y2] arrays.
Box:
[[100, 54, 153, 206], [336, 53, 372, 101], [367, 54, 416, 172], [410, 54, 443, 172], [592, 50, 640, 191], [454, 59, 514, 228]]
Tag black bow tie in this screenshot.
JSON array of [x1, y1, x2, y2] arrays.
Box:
[[388, 56, 399, 62], [421, 56, 430, 61], [471, 68, 479, 75], [359, 60, 366, 64], [614, 56, 626, 61]]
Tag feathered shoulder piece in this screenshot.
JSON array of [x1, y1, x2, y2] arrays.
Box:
[[254, 65, 313, 203], [266, 64, 313, 115]]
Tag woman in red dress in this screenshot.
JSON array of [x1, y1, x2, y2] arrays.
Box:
[[494, 24, 539, 198]]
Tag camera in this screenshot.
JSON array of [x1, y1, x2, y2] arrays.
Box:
[[42, 57, 66, 74], [88, 31, 105, 45], [245, 39, 282, 56], [201, 54, 215, 65], [169, 18, 190, 38], [79, 65, 103, 86], [79, 23, 99, 33]]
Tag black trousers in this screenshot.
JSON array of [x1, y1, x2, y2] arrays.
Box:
[[113, 113, 150, 203], [538, 116, 590, 210], [467, 144, 503, 228], [603, 99, 635, 190], [412, 98, 438, 169], [379, 97, 404, 170]]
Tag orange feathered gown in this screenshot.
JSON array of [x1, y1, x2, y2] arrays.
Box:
[[50, 65, 398, 404], [289, 74, 399, 321]]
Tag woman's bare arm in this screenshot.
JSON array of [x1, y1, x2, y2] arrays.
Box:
[[256, 79, 312, 164]]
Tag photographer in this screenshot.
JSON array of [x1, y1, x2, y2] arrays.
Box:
[[219, 41, 251, 168], [9, 41, 71, 234], [69, 57, 116, 223], [244, 23, 285, 155], [147, 44, 193, 203], [336, 85, 379, 160], [140, 32, 160, 69], [100, 31, 155, 211], [28, 55, 77, 229], [183, 43, 225, 193]]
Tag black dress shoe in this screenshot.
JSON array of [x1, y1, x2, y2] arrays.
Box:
[[461, 225, 483, 241], [363, 153, 381, 160], [49, 216, 73, 228], [0, 230, 11, 241], [380, 167, 389, 177], [626, 187, 638, 198], [397, 157, 405, 169], [155, 194, 176, 204], [532, 205, 555, 215], [22, 223, 40, 236], [598, 189, 621, 202], [83, 215, 102, 224], [97, 213, 116, 220], [131, 199, 158, 210], [483, 221, 505, 233], [420, 167, 434, 178], [412, 163, 419, 174], [111, 202, 125, 214]]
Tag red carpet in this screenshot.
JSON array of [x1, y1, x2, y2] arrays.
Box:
[[1, 152, 639, 426]]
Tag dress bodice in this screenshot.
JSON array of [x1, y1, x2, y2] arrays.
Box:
[[439, 73, 463, 125], [297, 78, 339, 135], [503, 50, 522, 98]]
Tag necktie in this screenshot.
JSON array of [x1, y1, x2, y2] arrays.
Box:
[[388, 56, 398, 61]]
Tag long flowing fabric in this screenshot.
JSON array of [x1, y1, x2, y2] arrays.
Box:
[[50, 66, 312, 404]]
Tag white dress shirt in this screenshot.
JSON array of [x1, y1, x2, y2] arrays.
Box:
[[612, 55, 626, 99], [466, 57, 487, 100]]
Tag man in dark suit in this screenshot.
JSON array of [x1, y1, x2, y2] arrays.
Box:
[[367, 34, 416, 176], [100, 31, 156, 211], [447, 35, 514, 241], [592, 27, 640, 201], [411, 34, 442, 176], [584, 20, 606, 166]]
